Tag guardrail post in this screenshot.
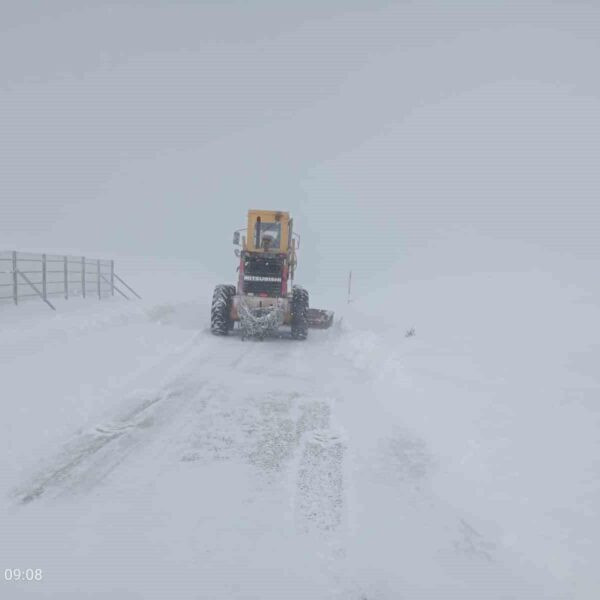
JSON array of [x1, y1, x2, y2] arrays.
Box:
[[81, 256, 86, 298], [97, 259, 101, 299], [42, 254, 47, 301], [64, 255, 68, 300], [110, 260, 115, 296], [16, 269, 56, 311], [113, 273, 142, 299], [12, 251, 18, 305]]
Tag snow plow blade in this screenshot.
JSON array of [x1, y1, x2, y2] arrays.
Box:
[[307, 308, 334, 329]]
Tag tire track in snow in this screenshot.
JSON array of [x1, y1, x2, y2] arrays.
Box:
[[282, 397, 349, 536], [12, 338, 249, 505], [177, 384, 348, 532], [180, 390, 303, 475], [289, 397, 350, 599], [295, 427, 346, 534], [15, 378, 202, 504]]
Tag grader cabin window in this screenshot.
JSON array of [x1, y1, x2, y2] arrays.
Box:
[[254, 218, 281, 251]]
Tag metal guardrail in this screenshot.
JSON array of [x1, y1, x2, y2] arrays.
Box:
[[0, 251, 141, 310]]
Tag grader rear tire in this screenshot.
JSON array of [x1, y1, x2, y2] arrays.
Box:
[[291, 286, 309, 340], [211, 285, 235, 335]]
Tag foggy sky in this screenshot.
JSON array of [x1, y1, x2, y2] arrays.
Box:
[[2, 0, 599, 292]]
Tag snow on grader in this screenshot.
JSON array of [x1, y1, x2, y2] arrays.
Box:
[[211, 209, 334, 340]]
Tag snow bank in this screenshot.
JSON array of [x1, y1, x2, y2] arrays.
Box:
[[330, 255, 600, 597]]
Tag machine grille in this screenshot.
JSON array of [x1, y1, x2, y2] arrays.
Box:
[[242, 254, 284, 297]]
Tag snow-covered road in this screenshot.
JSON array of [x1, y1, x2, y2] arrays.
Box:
[[1, 268, 599, 598], [1, 328, 519, 599], [2, 319, 354, 598]]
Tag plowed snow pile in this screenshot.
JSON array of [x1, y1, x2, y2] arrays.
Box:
[[1, 253, 599, 599]]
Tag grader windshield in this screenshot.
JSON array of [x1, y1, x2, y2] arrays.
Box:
[[256, 221, 281, 251]]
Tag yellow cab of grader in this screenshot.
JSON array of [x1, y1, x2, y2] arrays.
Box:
[[210, 209, 333, 340], [244, 210, 293, 254]]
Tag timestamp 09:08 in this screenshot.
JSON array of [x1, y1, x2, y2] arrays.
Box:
[[4, 569, 43, 582]]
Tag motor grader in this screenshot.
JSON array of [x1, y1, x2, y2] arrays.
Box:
[[211, 209, 333, 340]]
